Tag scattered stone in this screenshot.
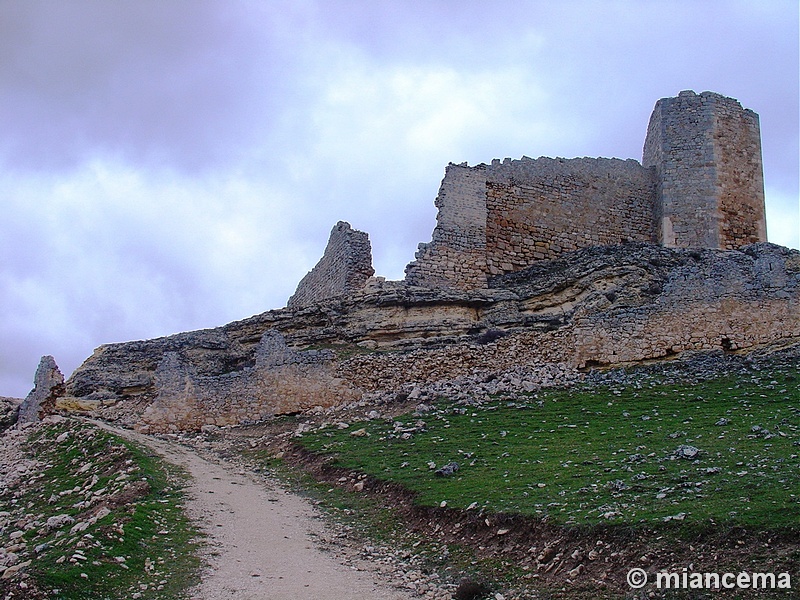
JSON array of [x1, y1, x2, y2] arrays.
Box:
[[673, 445, 700, 460], [46, 514, 75, 530], [607, 480, 628, 492], [434, 462, 459, 477], [2, 560, 31, 579], [568, 564, 585, 578], [663, 512, 687, 522]]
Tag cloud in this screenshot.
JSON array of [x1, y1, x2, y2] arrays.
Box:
[[765, 186, 800, 249], [0, 160, 314, 394], [0, 0, 288, 172]]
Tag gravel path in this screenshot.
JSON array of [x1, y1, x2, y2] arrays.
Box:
[[92, 422, 415, 600]]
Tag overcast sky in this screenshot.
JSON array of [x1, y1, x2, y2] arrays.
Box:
[[1, 0, 798, 397]]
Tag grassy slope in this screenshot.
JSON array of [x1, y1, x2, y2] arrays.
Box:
[[1, 420, 201, 599], [298, 367, 799, 529], [283, 362, 800, 599]]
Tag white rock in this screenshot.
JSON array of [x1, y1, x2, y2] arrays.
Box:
[[45, 515, 75, 529]]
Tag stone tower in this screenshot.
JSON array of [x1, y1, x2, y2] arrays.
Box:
[[643, 90, 766, 249]]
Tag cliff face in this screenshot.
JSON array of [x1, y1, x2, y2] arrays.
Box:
[[62, 242, 800, 432]]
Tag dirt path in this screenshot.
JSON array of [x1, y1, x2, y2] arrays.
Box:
[[90, 421, 415, 600]]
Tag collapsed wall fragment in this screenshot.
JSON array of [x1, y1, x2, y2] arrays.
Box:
[[287, 221, 375, 308], [18, 355, 64, 424]]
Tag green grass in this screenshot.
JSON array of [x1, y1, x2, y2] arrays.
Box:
[[4, 420, 202, 599], [297, 366, 800, 530]]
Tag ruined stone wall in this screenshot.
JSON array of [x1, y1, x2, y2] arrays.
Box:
[[287, 221, 375, 307], [139, 330, 359, 432], [404, 164, 488, 289], [405, 157, 656, 287], [484, 157, 655, 276], [63, 243, 799, 431], [407, 90, 765, 291], [643, 90, 766, 249], [569, 245, 798, 366], [345, 244, 800, 392]]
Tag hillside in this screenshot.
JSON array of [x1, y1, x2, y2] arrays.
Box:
[[195, 343, 800, 599], [0, 417, 200, 599]]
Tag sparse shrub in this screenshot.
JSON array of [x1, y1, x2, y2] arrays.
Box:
[[454, 577, 492, 600]]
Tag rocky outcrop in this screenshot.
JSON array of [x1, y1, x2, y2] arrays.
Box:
[[62, 242, 800, 431], [18, 356, 64, 424], [0, 397, 21, 432]]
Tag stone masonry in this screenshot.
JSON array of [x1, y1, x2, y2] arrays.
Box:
[[288, 221, 375, 307], [406, 157, 656, 289], [643, 90, 766, 249], [406, 90, 766, 290], [62, 242, 799, 431], [55, 90, 793, 432], [139, 330, 359, 432]]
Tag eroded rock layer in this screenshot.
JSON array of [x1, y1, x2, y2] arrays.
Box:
[[62, 242, 799, 432]]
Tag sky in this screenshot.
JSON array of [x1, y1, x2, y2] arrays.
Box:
[[1, 0, 798, 398]]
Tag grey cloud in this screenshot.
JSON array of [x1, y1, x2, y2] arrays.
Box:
[[0, 0, 291, 172]]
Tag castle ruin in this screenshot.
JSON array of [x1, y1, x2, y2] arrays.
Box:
[[291, 90, 766, 301], [59, 89, 797, 434]]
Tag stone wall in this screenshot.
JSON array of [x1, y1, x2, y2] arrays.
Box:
[[64, 243, 799, 431], [407, 90, 765, 291], [405, 165, 489, 289], [642, 90, 766, 250], [345, 243, 800, 392], [287, 221, 375, 307], [405, 158, 655, 286], [483, 157, 655, 275], [139, 330, 359, 432]]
